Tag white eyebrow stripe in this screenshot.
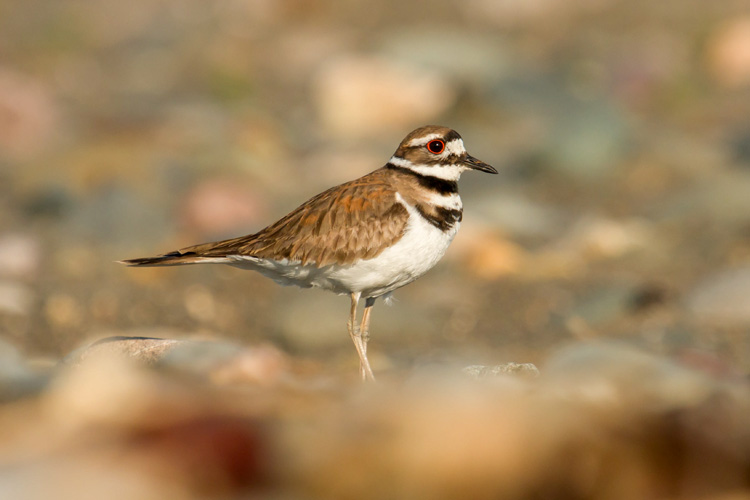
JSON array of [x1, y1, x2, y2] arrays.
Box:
[[407, 133, 444, 148]]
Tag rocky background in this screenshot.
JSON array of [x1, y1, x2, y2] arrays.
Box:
[[2, 0, 750, 498]]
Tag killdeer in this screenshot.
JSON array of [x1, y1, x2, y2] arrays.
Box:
[[120, 125, 496, 381]]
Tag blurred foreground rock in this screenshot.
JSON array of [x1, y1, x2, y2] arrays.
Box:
[[65, 335, 290, 386], [463, 362, 540, 379], [0, 341, 748, 499]]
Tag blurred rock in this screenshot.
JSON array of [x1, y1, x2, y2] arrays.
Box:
[[275, 292, 346, 350], [44, 293, 84, 329], [0, 233, 41, 278], [546, 215, 654, 260], [1, 338, 750, 499], [465, 0, 609, 27], [183, 284, 217, 323], [285, 343, 750, 500], [653, 173, 750, 230], [706, 17, 750, 88], [686, 267, 750, 326], [21, 185, 73, 219], [0, 280, 34, 316], [472, 191, 566, 238], [64, 335, 290, 386], [66, 186, 172, 246], [545, 100, 630, 179], [378, 30, 511, 86], [160, 339, 289, 385], [0, 68, 58, 159], [64, 336, 183, 366], [566, 285, 636, 330], [493, 78, 631, 180], [312, 55, 455, 137], [179, 179, 268, 238], [450, 227, 527, 279], [542, 342, 716, 407], [0, 338, 48, 401], [729, 127, 750, 166], [463, 362, 540, 379], [39, 355, 267, 498]]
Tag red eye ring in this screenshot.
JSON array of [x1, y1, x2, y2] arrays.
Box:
[[427, 139, 445, 154]]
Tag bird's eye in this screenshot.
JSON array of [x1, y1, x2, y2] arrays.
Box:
[[427, 139, 445, 154]]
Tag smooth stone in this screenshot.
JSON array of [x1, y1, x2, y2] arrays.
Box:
[[492, 77, 630, 179], [0, 338, 48, 401], [567, 285, 636, 327], [63, 336, 184, 366], [653, 172, 750, 228], [0, 233, 40, 278], [0, 281, 34, 316], [472, 190, 567, 238], [541, 342, 716, 409], [377, 30, 512, 85], [463, 362, 540, 379], [312, 55, 455, 136], [686, 267, 750, 325]]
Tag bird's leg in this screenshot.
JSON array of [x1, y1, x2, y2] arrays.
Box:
[[347, 292, 373, 381], [358, 297, 376, 381]]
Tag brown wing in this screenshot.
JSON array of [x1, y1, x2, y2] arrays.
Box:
[[167, 170, 409, 267]]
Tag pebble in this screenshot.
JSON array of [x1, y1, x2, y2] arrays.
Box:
[[64, 335, 290, 385], [63, 336, 183, 366], [0, 281, 34, 316], [566, 285, 636, 328], [312, 55, 455, 137], [545, 99, 630, 180], [377, 30, 511, 85], [547, 215, 654, 260], [66, 187, 172, 246], [275, 292, 346, 350], [0, 67, 58, 159], [686, 266, 750, 326], [541, 342, 717, 409], [0, 233, 40, 278], [706, 16, 750, 87], [492, 78, 630, 179], [463, 362, 540, 379], [471, 191, 565, 238], [0, 338, 48, 401], [654, 172, 750, 228], [450, 227, 526, 279], [179, 179, 268, 238]]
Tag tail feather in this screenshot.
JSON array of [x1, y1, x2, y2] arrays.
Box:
[[118, 251, 214, 267]]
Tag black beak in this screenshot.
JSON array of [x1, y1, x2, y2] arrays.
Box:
[[464, 154, 498, 174]]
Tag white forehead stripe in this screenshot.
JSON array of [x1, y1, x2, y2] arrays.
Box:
[[407, 133, 444, 148]]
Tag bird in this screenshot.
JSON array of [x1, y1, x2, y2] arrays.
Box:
[[120, 125, 497, 381]]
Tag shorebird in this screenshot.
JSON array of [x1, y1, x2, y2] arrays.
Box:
[[120, 125, 497, 380]]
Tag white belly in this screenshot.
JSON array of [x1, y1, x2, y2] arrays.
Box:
[[228, 209, 459, 299]]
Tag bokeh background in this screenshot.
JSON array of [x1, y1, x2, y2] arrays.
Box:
[[3, 0, 750, 499], [3, 0, 750, 371]]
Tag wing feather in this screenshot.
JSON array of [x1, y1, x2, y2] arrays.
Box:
[[172, 169, 409, 267]]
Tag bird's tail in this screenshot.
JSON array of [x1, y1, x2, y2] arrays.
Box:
[[118, 251, 222, 267]]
